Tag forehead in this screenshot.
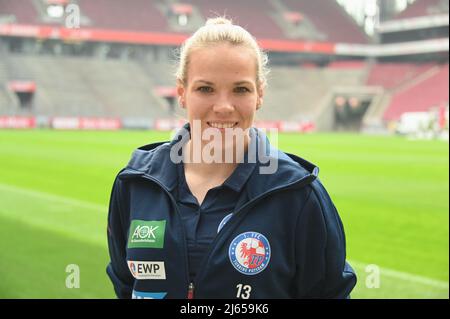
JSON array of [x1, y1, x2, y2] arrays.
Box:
[[187, 43, 257, 84]]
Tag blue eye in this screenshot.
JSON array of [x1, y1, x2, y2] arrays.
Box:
[[235, 87, 250, 93], [198, 86, 213, 93]]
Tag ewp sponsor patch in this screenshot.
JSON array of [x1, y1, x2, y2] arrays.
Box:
[[128, 220, 166, 249], [128, 261, 166, 280]]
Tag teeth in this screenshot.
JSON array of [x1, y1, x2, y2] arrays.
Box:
[[208, 122, 236, 129]]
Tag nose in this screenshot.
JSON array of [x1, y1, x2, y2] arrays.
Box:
[[213, 93, 234, 114]]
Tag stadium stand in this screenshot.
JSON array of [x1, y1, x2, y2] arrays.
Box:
[[0, 0, 372, 43], [0, 1, 447, 132], [282, 0, 369, 43], [141, 58, 177, 87], [3, 54, 170, 118], [395, 0, 448, 19], [383, 63, 449, 120], [0, 50, 8, 112], [366, 63, 435, 90], [76, 0, 170, 32], [0, 70, 16, 114], [267, 0, 325, 40], [259, 65, 367, 121], [0, 88, 10, 113], [183, 0, 286, 39], [0, 0, 39, 24]]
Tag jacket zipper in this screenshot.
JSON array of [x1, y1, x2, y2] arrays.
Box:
[[187, 282, 195, 299]]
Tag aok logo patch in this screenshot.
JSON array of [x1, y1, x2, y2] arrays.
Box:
[[128, 220, 166, 249]]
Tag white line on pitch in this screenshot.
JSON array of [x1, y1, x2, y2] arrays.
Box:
[[0, 182, 106, 212], [349, 260, 448, 289]]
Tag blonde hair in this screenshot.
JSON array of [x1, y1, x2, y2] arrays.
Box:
[[175, 17, 269, 88]]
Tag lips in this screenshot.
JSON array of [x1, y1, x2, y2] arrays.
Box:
[[207, 121, 238, 129]]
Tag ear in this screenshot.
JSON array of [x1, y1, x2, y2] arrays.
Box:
[[256, 84, 264, 110], [176, 79, 186, 108]]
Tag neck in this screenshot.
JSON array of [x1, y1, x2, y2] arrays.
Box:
[[182, 136, 250, 178], [184, 159, 238, 180]]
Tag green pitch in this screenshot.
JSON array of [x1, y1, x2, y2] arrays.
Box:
[[0, 129, 448, 298]]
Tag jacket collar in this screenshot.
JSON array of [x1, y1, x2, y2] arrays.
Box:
[[119, 123, 319, 198]]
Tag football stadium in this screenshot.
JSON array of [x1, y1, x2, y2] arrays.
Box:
[[0, 0, 448, 299]]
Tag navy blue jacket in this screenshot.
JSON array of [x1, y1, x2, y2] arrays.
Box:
[[106, 126, 357, 299]]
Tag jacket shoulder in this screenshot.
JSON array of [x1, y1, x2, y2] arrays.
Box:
[[124, 141, 171, 173]]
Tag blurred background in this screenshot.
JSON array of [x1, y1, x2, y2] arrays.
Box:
[[0, 0, 448, 299]]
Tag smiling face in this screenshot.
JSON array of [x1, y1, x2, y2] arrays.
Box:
[[177, 43, 264, 152]]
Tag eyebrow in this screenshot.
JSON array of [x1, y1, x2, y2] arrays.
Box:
[[194, 80, 214, 85], [193, 80, 254, 86], [233, 81, 253, 86]]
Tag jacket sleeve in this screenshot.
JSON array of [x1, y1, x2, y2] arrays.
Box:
[[294, 181, 357, 298], [106, 174, 134, 299]]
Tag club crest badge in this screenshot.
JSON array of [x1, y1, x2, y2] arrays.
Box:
[[229, 231, 271, 275]]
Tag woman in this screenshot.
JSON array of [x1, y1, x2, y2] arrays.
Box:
[[106, 17, 356, 299]]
